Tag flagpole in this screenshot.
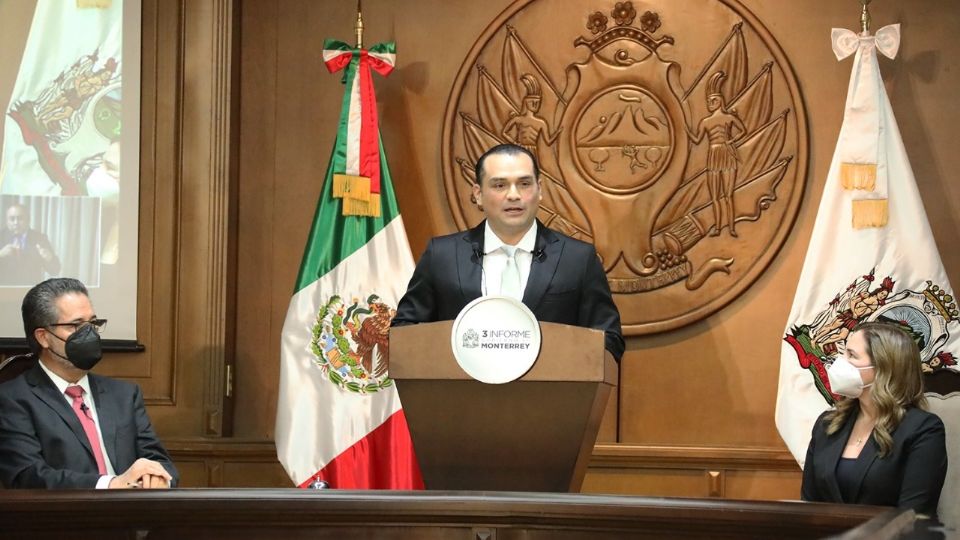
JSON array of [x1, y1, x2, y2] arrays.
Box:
[[355, 0, 364, 49], [860, 0, 872, 34]]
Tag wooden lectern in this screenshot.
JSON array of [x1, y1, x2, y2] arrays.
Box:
[[390, 321, 618, 492]]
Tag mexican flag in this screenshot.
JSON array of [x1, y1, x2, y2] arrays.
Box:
[[0, 0, 123, 196], [775, 24, 959, 523], [275, 39, 423, 489]]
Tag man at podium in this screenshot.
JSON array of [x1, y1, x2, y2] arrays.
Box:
[[393, 143, 624, 361]]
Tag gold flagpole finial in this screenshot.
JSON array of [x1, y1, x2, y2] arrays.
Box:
[[355, 0, 364, 49], [860, 0, 872, 34]]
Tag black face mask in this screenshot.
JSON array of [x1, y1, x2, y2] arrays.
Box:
[[46, 324, 103, 371]]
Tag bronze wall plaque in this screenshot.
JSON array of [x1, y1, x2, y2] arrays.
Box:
[[442, 0, 808, 335]]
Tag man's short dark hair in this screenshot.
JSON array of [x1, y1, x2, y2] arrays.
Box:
[[473, 143, 540, 186], [22, 278, 88, 354], [5, 202, 28, 215]]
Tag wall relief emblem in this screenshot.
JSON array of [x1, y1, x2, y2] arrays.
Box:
[[442, 0, 808, 335]]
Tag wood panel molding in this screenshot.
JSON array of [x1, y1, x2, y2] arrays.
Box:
[[162, 439, 801, 494], [134, 0, 240, 437], [165, 438, 277, 460], [191, 0, 240, 437], [130, 0, 182, 403], [590, 443, 801, 472], [165, 440, 802, 471]]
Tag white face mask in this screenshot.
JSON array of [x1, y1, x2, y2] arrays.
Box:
[[827, 355, 875, 398]]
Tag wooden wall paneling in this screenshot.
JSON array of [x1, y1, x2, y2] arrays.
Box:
[[200, 0, 240, 437], [234, 0, 281, 439], [220, 462, 291, 488], [172, 460, 208, 488], [582, 444, 801, 499], [235, 0, 337, 440], [724, 470, 803, 501], [175, 0, 239, 437], [582, 467, 712, 498], [119, 0, 183, 405], [135, 0, 239, 438], [166, 440, 287, 488], [211, 0, 960, 494], [162, 440, 803, 492]]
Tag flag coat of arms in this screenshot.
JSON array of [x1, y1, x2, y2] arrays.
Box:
[[775, 24, 960, 524], [275, 39, 423, 489], [1, 0, 122, 197]]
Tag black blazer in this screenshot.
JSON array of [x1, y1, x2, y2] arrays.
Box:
[[0, 228, 59, 286], [801, 404, 947, 516], [392, 221, 625, 360], [0, 363, 179, 488]]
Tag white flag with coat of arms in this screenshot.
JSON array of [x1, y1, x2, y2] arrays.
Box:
[[775, 23, 960, 525]]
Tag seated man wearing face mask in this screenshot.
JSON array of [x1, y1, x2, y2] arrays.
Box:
[[0, 278, 178, 489]]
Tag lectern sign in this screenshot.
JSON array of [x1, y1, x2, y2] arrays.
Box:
[[451, 296, 542, 384]]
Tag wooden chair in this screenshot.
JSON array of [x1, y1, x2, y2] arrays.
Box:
[[927, 393, 960, 529], [0, 353, 36, 385]]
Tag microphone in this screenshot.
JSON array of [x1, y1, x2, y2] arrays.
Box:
[[533, 248, 545, 261], [471, 243, 483, 263]]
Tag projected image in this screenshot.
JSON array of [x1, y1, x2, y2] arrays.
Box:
[[0, 0, 123, 264], [0, 0, 140, 341], [7, 52, 121, 198], [0, 195, 101, 288]]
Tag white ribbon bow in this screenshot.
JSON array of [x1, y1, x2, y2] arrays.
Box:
[[832, 23, 901, 61]]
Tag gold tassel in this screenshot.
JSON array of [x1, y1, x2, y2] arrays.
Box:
[[852, 198, 888, 229], [840, 163, 877, 191], [341, 193, 381, 218], [332, 174, 371, 201], [347, 176, 371, 202], [332, 174, 350, 198]]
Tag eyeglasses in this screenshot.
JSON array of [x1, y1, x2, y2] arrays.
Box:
[[47, 318, 108, 334]]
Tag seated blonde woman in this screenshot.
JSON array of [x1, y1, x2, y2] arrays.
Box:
[[801, 321, 947, 518]]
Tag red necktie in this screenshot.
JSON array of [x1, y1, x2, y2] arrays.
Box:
[[64, 385, 107, 475]]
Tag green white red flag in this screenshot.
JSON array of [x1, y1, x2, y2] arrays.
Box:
[[275, 39, 423, 489]]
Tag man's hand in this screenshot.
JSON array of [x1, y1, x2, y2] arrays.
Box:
[[36, 243, 54, 261], [0, 243, 18, 258], [108, 458, 173, 489]]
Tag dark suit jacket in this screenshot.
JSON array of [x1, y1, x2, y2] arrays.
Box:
[[0, 362, 179, 489], [0, 228, 60, 286], [801, 404, 947, 516], [392, 221, 625, 360]]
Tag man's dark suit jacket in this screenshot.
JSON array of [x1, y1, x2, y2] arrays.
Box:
[[801, 404, 947, 516], [392, 221, 625, 361], [0, 228, 59, 286], [0, 362, 179, 489]]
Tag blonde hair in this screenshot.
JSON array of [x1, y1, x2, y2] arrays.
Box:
[[825, 321, 927, 457]]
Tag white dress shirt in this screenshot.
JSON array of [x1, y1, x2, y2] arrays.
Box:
[[481, 221, 537, 297], [38, 360, 117, 488]]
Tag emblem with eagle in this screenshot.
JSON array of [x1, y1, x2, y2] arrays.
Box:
[[311, 294, 396, 394]]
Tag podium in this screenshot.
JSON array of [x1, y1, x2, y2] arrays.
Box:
[[390, 321, 617, 492]]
